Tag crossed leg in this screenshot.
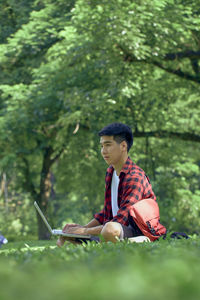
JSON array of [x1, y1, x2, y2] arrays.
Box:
[[100, 222, 122, 242]]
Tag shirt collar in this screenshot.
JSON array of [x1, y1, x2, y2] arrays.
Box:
[[119, 156, 132, 175], [107, 157, 133, 177]]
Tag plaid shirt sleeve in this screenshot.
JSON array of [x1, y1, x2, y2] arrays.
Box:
[[94, 208, 105, 224], [111, 173, 153, 226]]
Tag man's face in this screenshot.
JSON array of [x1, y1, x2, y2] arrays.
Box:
[[100, 135, 126, 165]]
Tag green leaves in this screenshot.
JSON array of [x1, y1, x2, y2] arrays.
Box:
[[0, 0, 200, 237]]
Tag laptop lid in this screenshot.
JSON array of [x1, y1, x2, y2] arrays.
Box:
[[34, 201, 91, 239], [34, 201, 53, 234]]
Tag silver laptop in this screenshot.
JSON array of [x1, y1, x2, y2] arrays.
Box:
[[34, 201, 91, 239]]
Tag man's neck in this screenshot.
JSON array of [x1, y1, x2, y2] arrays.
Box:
[[113, 154, 128, 176]]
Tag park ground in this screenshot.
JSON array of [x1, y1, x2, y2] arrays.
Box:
[[0, 236, 200, 300]]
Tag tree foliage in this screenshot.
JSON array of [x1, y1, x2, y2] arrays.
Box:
[[0, 0, 200, 239]]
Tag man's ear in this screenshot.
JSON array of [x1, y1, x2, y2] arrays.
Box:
[[121, 141, 127, 152]]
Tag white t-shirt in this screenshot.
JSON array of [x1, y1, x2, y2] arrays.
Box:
[[111, 170, 120, 217]]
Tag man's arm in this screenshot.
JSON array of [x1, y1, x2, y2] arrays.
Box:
[[84, 218, 101, 228], [63, 218, 103, 236], [62, 218, 100, 231], [85, 225, 103, 236], [63, 224, 103, 236]]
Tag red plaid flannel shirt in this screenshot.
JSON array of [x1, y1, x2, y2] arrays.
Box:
[[94, 157, 156, 226]]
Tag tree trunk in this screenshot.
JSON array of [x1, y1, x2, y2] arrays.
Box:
[[1, 173, 9, 212]]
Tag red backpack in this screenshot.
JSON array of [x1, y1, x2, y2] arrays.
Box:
[[129, 198, 167, 241]]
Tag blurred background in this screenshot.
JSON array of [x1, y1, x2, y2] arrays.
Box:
[[0, 0, 199, 241]]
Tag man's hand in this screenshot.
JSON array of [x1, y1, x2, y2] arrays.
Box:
[[57, 219, 101, 247], [63, 225, 88, 235], [57, 224, 84, 247], [62, 223, 81, 231]]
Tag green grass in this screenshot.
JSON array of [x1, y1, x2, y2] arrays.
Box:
[[0, 236, 200, 300]]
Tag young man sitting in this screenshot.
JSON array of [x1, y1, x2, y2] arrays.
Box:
[[57, 123, 161, 246]]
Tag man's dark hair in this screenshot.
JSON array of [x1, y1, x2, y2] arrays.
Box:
[[98, 123, 133, 152]]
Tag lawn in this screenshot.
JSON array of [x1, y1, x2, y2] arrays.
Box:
[[0, 236, 200, 300]]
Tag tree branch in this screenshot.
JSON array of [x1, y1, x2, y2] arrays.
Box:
[[50, 148, 65, 164], [118, 45, 200, 84], [151, 61, 200, 84], [50, 123, 81, 164], [164, 51, 200, 61], [120, 45, 200, 63], [134, 130, 200, 142]]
